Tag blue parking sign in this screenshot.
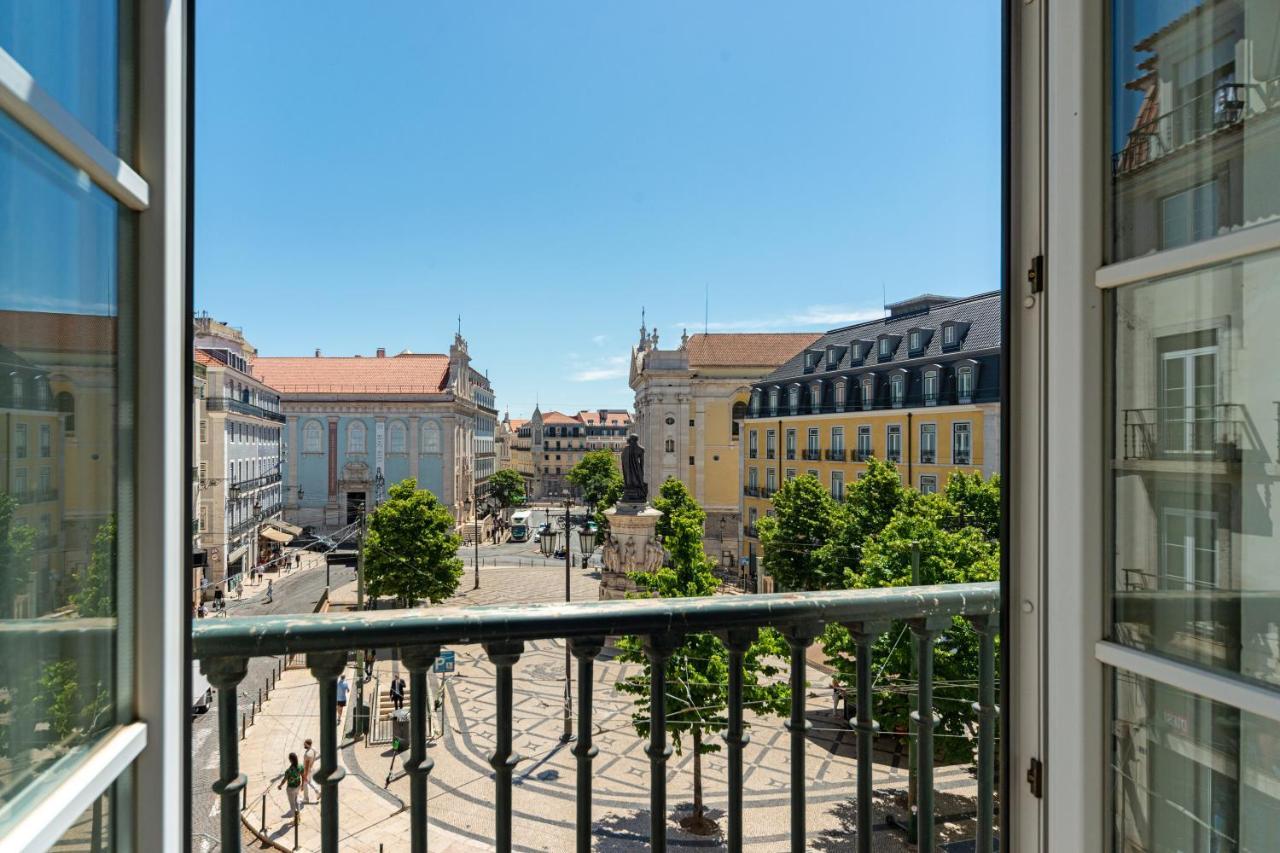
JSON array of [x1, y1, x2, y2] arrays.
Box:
[[434, 650, 455, 673]]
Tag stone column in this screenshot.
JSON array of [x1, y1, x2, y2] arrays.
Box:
[[600, 502, 664, 600], [441, 413, 456, 518], [327, 416, 339, 507], [408, 415, 420, 484]]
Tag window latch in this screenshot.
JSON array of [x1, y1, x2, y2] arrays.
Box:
[[1027, 756, 1044, 798], [1027, 254, 1045, 294]]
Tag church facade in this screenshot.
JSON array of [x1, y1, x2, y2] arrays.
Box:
[[253, 334, 494, 531]]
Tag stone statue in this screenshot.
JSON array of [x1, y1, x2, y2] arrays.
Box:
[[621, 434, 648, 503]]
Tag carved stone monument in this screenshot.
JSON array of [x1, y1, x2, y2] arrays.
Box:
[[600, 434, 664, 599]]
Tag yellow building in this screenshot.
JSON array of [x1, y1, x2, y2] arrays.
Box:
[[630, 324, 822, 566], [740, 292, 1001, 574]]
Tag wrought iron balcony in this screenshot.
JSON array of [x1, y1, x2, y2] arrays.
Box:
[[801, 449, 821, 461], [785, 449, 796, 460], [854, 448, 874, 462], [825, 448, 846, 461], [228, 472, 282, 495], [11, 488, 58, 504], [920, 450, 937, 464], [193, 582, 999, 853], [1121, 405, 1244, 463], [766, 449, 777, 460], [205, 396, 287, 423], [743, 485, 760, 497]]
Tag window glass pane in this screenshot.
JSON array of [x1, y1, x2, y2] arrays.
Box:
[[53, 787, 113, 851], [1112, 670, 1280, 851], [1111, 250, 1280, 685], [0, 0, 131, 154], [1110, 0, 1280, 262], [0, 110, 131, 821]]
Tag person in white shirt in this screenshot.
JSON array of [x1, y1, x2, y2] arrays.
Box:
[[335, 674, 349, 725], [301, 738, 320, 802]]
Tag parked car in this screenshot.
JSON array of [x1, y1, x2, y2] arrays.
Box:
[[294, 532, 338, 552], [191, 661, 212, 715]]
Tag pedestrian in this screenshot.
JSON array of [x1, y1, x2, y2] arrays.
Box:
[[301, 738, 320, 803], [335, 674, 349, 725], [832, 679, 841, 715], [277, 752, 303, 817], [390, 676, 405, 711], [265, 579, 273, 604], [364, 649, 375, 679], [196, 602, 207, 619]]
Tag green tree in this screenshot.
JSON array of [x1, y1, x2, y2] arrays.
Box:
[[567, 449, 623, 532], [756, 474, 841, 591], [944, 470, 1001, 541], [816, 458, 907, 580], [488, 468, 526, 511], [73, 516, 116, 617], [0, 494, 35, 619], [823, 484, 1000, 762], [616, 482, 788, 832], [362, 479, 463, 606]]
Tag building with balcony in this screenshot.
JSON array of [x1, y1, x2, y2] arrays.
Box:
[[527, 407, 633, 499], [501, 415, 534, 494], [253, 333, 494, 531], [193, 318, 287, 594], [630, 323, 821, 567], [741, 291, 1001, 565]]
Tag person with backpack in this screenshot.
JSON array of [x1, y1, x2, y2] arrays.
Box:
[[277, 752, 303, 817]]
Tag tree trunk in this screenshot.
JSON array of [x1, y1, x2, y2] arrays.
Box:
[[692, 728, 703, 821]]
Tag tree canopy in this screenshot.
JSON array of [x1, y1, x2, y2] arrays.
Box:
[[756, 474, 841, 590], [487, 468, 526, 510], [566, 449, 622, 511], [363, 479, 463, 606]]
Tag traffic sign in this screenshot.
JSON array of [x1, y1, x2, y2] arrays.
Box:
[[434, 650, 456, 673]]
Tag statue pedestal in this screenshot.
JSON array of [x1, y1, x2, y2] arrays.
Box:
[[600, 502, 664, 600]]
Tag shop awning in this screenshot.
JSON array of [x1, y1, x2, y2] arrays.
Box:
[[259, 527, 293, 544], [267, 519, 303, 536], [227, 545, 248, 566]]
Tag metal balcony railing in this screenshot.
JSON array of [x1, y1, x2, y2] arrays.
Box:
[[743, 485, 760, 497], [785, 449, 796, 460], [766, 449, 776, 460], [228, 472, 282, 495], [206, 396, 287, 423], [11, 488, 58, 504], [801, 449, 821, 461], [194, 582, 999, 853], [825, 448, 846, 461], [1114, 79, 1280, 176], [920, 450, 937, 464], [1122, 405, 1244, 462], [854, 448, 874, 462]]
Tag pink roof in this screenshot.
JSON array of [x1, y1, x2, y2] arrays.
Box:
[[252, 354, 450, 394]]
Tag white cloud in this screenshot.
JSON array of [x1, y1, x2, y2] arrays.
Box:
[[570, 354, 629, 382], [675, 304, 882, 333], [591, 334, 609, 347]]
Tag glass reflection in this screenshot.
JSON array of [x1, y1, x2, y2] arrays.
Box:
[[1110, 0, 1280, 263], [1111, 250, 1280, 685], [0, 110, 130, 820], [1113, 670, 1280, 852]]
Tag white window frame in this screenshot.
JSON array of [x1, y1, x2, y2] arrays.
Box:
[[923, 371, 939, 405], [919, 474, 937, 494], [886, 424, 902, 462], [952, 421, 972, 465], [831, 470, 844, 501]]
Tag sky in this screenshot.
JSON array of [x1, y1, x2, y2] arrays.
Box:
[[196, 1, 1001, 417]]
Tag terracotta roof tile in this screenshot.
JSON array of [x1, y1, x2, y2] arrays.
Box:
[[539, 411, 580, 425], [577, 409, 632, 426], [252, 354, 450, 394], [0, 309, 116, 355], [683, 333, 823, 368]]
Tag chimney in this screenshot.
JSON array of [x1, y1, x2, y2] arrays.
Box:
[[315, 348, 321, 358], [376, 347, 386, 358]]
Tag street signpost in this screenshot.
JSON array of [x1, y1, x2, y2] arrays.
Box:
[[434, 650, 455, 674]]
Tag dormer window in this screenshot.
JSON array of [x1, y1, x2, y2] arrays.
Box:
[[879, 338, 892, 358], [943, 325, 956, 345], [924, 370, 939, 405], [909, 331, 922, 352], [850, 341, 869, 365]]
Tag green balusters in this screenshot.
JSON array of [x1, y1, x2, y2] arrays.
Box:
[[484, 640, 523, 853], [784, 621, 822, 853], [719, 628, 757, 853], [569, 637, 604, 853], [845, 621, 889, 853], [402, 645, 441, 853], [908, 616, 949, 853], [203, 656, 249, 853], [966, 614, 999, 852], [307, 651, 349, 853], [643, 632, 681, 851]]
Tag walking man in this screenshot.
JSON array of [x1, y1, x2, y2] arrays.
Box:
[[301, 738, 320, 803], [277, 753, 303, 817], [335, 674, 349, 726], [390, 676, 405, 711], [265, 578, 273, 604]]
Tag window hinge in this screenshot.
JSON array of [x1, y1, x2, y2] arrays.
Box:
[[1027, 756, 1044, 798], [1027, 254, 1045, 294]]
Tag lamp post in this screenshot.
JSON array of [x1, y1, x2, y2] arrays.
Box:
[[560, 493, 576, 741], [472, 484, 483, 590]]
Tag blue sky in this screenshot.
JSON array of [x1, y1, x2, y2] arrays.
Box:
[[196, 2, 1000, 417]]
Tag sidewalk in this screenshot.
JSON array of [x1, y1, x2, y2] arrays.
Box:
[[237, 658, 486, 852]]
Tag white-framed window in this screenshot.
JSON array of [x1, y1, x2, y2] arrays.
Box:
[[831, 470, 844, 501], [919, 475, 937, 494], [831, 426, 844, 454], [348, 420, 367, 453], [807, 427, 820, 455], [952, 421, 971, 465], [766, 468, 776, 492], [766, 429, 776, 459], [862, 379, 874, 410], [919, 423, 936, 463], [15, 423, 27, 458], [1160, 180, 1218, 251], [38, 424, 50, 457], [748, 467, 758, 490], [957, 366, 974, 402], [924, 371, 939, 404], [879, 338, 892, 357], [748, 430, 758, 459], [388, 420, 407, 453], [785, 429, 796, 460], [909, 330, 922, 352], [857, 425, 872, 460], [785, 468, 797, 481], [887, 424, 902, 462], [788, 385, 800, 414], [11, 375, 22, 405], [890, 374, 905, 407], [943, 324, 956, 345], [1158, 341, 1218, 455]]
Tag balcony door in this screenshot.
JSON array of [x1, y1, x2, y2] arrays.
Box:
[[1159, 343, 1218, 455], [1160, 505, 1218, 592]]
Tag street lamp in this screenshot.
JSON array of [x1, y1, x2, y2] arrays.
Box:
[[577, 523, 597, 570]]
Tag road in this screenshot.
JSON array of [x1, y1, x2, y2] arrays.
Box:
[[190, 556, 356, 851]]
